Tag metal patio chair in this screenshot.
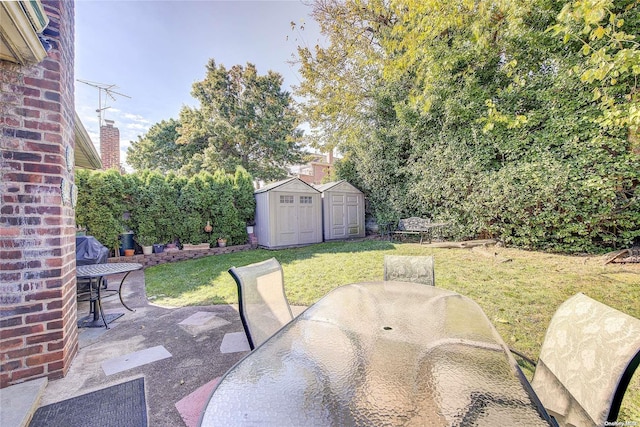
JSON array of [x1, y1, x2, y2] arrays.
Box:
[[228, 258, 294, 350], [521, 293, 640, 427]]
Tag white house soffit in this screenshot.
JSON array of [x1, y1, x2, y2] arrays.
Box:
[[74, 111, 102, 170], [0, 0, 48, 65]]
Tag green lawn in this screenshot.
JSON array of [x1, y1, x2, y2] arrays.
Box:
[[145, 239, 640, 420]]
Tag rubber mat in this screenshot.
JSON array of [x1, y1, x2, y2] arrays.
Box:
[[29, 377, 147, 427]]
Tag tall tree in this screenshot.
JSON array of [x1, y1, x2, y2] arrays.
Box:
[[177, 60, 305, 181], [299, 0, 640, 252], [295, 0, 391, 152], [126, 119, 186, 173]]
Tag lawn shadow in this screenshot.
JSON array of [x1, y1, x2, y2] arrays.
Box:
[[145, 240, 397, 305]]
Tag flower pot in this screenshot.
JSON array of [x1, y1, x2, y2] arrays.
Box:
[[124, 249, 135, 257], [142, 245, 153, 255], [153, 244, 164, 254], [119, 232, 135, 256], [217, 239, 227, 248]]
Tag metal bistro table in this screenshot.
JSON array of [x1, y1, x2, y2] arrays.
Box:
[[200, 281, 556, 426], [76, 262, 142, 329]]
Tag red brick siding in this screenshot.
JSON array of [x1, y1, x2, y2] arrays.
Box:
[[0, 0, 78, 388], [100, 122, 120, 171]]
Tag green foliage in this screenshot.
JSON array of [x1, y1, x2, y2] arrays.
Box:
[[176, 60, 305, 181], [299, 0, 640, 253], [75, 169, 126, 251], [126, 119, 186, 173], [551, 0, 640, 130], [75, 169, 256, 250], [177, 175, 208, 245], [233, 166, 256, 224]]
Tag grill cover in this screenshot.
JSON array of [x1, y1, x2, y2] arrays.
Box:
[[76, 236, 109, 266]]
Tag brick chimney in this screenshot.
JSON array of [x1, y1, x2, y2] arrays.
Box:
[[100, 119, 120, 171]]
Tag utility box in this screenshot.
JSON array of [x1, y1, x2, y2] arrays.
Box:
[[254, 178, 322, 249], [315, 180, 365, 241]]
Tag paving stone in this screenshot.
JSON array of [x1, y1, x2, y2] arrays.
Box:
[[0, 377, 47, 427], [220, 332, 250, 353], [178, 311, 231, 336], [102, 345, 172, 376], [175, 377, 221, 427]]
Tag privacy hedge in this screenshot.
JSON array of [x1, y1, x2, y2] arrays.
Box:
[[75, 167, 255, 251]]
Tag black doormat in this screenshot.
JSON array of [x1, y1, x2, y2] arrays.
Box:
[[30, 377, 147, 427]]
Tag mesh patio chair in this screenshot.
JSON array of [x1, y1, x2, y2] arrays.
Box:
[[228, 257, 294, 350], [521, 293, 640, 427], [383, 255, 435, 286]]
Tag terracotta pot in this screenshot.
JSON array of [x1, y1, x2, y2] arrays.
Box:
[[124, 249, 135, 257]]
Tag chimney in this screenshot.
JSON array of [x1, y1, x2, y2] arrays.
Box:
[[100, 119, 121, 171]]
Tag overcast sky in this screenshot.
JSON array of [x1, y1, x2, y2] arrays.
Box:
[[74, 0, 322, 165]]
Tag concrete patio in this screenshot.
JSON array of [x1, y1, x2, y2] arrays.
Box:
[[2, 269, 305, 426]]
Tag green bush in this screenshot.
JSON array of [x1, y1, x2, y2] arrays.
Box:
[[75, 169, 255, 251], [75, 169, 126, 251]]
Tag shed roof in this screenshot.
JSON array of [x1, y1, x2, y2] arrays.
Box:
[[314, 180, 363, 193], [255, 177, 320, 194]]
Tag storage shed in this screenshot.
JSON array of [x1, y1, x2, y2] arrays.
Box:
[[254, 178, 322, 249], [315, 180, 366, 241]]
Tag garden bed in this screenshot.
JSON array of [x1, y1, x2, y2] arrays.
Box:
[[108, 244, 253, 268]]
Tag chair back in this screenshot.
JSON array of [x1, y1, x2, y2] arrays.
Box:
[[531, 293, 640, 427], [383, 255, 435, 286], [229, 258, 293, 350]]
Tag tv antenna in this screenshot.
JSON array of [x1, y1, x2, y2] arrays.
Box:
[[76, 79, 131, 126]]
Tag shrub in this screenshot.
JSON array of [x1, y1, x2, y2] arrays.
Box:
[[75, 169, 126, 251], [75, 169, 255, 251]]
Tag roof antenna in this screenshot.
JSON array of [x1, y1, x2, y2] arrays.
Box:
[[76, 79, 131, 126]]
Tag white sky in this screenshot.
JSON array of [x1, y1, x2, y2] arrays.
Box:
[[74, 0, 322, 167]]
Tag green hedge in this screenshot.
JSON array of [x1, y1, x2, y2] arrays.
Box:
[[75, 167, 255, 250]]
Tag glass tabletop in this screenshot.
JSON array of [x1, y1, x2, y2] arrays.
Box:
[[200, 281, 554, 426]]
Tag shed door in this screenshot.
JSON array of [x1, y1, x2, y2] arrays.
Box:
[[276, 194, 298, 246], [330, 194, 347, 239], [330, 193, 361, 239], [298, 195, 317, 244], [275, 194, 318, 245], [345, 195, 361, 236]]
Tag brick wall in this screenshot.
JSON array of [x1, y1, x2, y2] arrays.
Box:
[[0, 0, 78, 388], [100, 120, 120, 171]]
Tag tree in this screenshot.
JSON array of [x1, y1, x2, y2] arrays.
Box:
[[295, 0, 390, 152], [551, 0, 639, 134], [300, 0, 640, 252], [126, 119, 187, 173], [177, 60, 305, 181], [75, 169, 126, 251]]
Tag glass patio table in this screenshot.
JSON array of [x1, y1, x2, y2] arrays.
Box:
[[200, 281, 556, 426]]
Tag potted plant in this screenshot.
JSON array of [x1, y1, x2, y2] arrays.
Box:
[[217, 236, 228, 248], [135, 235, 155, 255]]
